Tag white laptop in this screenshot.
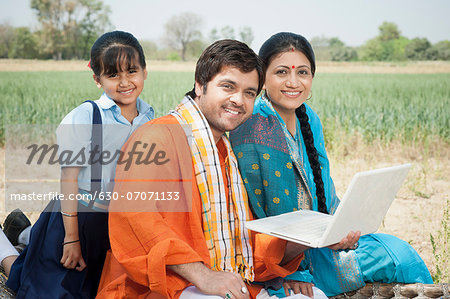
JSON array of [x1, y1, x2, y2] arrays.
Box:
[[245, 164, 411, 248]]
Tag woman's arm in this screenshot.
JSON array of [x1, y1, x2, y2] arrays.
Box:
[[60, 167, 86, 271]]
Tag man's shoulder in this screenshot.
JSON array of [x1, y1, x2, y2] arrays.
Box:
[[149, 114, 178, 125], [136, 115, 180, 134], [129, 114, 185, 146]]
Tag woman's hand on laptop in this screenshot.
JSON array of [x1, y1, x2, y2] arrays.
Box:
[[327, 231, 361, 251]]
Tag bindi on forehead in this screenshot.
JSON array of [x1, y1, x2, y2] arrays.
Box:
[[292, 65, 295, 69]]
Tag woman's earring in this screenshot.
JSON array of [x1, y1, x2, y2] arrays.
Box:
[[306, 90, 312, 101]]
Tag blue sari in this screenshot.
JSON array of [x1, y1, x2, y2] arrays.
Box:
[[230, 94, 432, 297]]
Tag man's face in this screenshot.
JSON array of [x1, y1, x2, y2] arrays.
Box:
[[194, 66, 259, 143]]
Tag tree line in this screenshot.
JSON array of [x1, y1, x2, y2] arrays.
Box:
[[1, 1, 449, 62], [311, 22, 450, 61], [1, 0, 112, 60], [160, 18, 450, 61]]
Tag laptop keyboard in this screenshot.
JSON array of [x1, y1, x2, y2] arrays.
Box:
[[275, 215, 332, 241]]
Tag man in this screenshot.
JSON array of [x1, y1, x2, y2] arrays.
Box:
[[96, 40, 331, 299]]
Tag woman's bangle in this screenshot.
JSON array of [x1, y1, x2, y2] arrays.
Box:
[[62, 240, 80, 246], [61, 211, 78, 217]]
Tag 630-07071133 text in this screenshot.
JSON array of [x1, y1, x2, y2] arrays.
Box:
[[9, 191, 180, 201], [91, 191, 180, 201]]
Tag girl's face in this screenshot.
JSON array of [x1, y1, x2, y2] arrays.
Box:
[[94, 59, 147, 110], [264, 50, 313, 119]]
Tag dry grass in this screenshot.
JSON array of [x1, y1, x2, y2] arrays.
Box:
[[317, 61, 450, 74], [1, 59, 450, 73], [0, 59, 196, 72]]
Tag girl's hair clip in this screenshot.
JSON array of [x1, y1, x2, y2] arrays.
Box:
[[87, 60, 91, 69]]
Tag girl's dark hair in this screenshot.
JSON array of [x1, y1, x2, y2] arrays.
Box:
[[259, 32, 327, 214], [90, 31, 146, 77]]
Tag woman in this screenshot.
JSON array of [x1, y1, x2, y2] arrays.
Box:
[[230, 32, 432, 297]]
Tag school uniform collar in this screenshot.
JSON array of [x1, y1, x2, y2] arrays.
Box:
[[136, 96, 154, 116], [97, 93, 117, 110], [97, 93, 153, 116]]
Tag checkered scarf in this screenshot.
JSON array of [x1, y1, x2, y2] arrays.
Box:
[[170, 95, 254, 281]]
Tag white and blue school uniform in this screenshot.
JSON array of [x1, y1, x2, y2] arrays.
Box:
[[7, 94, 154, 299], [57, 93, 154, 211]]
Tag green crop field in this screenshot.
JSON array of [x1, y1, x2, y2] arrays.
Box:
[[312, 73, 450, 146], [1, 71, 449, 146]]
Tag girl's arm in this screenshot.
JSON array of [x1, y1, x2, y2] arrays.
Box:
[[60, 167, 86, 271]]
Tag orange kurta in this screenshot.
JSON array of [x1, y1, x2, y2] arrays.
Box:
[[96, 115, 303, 299]]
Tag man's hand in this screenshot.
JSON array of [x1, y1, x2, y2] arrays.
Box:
[[281, 242, 310, 265], [283, 280, 314, 298], [168, 262, 249, 298], [327, 231, 360, 251], [196, 269, 249, 299]]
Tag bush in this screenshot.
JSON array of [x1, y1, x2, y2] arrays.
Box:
[[167, 51, 181, 61], [405, 38, 432, 60], [430, 198, 449, 282], [331, 46, 358, 61], [431, 41, 450, 60]]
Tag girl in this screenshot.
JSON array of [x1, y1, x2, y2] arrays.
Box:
[[0, 30, 154, 298], [230, 32, 432, 297]]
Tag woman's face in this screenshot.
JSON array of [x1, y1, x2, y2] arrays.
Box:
[[264, 50, 313, 118]]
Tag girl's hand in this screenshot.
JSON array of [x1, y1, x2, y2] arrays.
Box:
[[60, 239, 86, 271], [60, 167, 86, 271], [283, 280, 314, 298]]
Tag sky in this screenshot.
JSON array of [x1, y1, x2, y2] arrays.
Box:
[[2, 0, 450, 51]]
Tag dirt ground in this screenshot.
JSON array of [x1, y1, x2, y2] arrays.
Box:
[[326, 138, 449, 279], [1, 139, 448, 278]]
